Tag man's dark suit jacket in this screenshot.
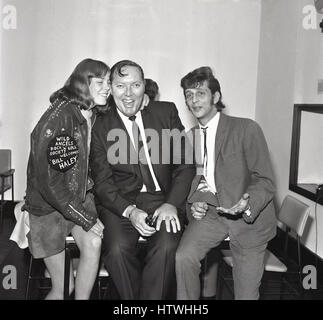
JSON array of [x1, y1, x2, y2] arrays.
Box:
[[89, 101, 195, 217]]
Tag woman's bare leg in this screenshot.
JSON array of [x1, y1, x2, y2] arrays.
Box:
[[71, 225, 102, 300], [43, 250, 74, 300]]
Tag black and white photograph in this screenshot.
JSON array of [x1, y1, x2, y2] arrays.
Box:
[[0, 0, 323, 307]]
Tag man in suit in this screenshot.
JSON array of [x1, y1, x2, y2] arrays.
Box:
[[175, 66, 277, 300], [90, 60, 195, 300]]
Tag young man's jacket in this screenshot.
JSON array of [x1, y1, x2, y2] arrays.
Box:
[[187, 112, 277, 248]]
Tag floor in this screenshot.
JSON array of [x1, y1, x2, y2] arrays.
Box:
[[1, 202, 323, 300]]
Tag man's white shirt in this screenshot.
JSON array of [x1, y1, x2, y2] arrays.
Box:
[[116, 108, 161, 193], [198, 112, 220, 194]]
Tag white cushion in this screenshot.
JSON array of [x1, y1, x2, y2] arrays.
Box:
[[221, 249, 234, 267], [45, 260, 109, 278], [221, 249, 287, 273], [264, 250, 287, 272], [98, 263, 109, 277]]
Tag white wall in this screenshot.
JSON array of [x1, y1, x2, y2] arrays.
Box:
[[0, 0, 261, 200], [256, 0, 323, 258]]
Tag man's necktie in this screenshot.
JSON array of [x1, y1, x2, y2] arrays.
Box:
[[129, 115, 155, 192], [201, 127, 208, 176]]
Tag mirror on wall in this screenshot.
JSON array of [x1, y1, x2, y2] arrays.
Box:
[[289, 104, 323, 205]]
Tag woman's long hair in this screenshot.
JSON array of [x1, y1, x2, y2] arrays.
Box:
[[50, 58, 110, 110]]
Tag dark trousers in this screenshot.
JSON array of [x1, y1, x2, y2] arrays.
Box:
[[99, 192, 183, 300]]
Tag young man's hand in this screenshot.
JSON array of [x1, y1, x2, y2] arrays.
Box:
[[216, 193, 250, 216]]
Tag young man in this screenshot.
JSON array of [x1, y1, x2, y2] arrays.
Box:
[[176, 66, 277, 300], [90, 60, 195, 299]]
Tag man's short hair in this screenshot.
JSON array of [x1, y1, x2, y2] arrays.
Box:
[[110, 60, 145, 82], [180, 66, 225, 110], [145, 78, 159, 101]]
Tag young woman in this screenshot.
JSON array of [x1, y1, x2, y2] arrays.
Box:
[[25, 59, 110, 299]]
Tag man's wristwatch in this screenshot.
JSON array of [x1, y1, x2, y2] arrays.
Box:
[[245, 206, 252, 217]]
